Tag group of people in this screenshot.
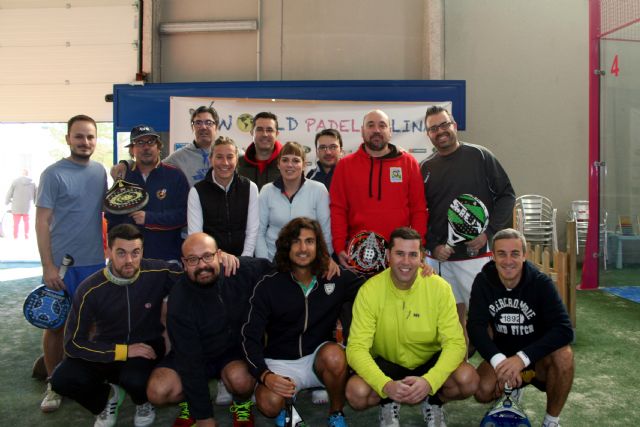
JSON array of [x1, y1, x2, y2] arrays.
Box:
[[32, 106, 574, 427]]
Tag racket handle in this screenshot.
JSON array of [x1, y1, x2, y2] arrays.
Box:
[[58, 254, 74, 280]]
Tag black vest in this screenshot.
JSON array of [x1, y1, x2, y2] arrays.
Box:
[[194, 170, 251, 256]]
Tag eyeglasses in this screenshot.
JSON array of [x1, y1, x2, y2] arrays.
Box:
[[183, 252, 215, 266], [131, 138, 158, 146], [192, 120, 216, 128], [426, 121, 454, 134], [317, 144, 340, 152]]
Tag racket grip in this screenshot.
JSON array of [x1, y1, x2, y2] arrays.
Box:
[[58, 254, 74, 280]]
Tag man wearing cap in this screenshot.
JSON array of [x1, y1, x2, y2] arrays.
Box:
[[105, 125, 189, 261], [112, 105, 219, 188]]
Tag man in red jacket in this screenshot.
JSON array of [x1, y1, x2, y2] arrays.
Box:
[[330, 109, 427, 274]]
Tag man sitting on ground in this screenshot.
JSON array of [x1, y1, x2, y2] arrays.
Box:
[[50, 224, 181, 427], [467, 228, 574, 427], [346, 227, 478, 427]]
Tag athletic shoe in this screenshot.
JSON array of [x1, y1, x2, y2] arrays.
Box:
[[311, 389, 329, 405], [542, 421, 560, 427], [422, 400, 446, 427], [215, 381, 233, 405], [230, 400, 254, 426], [510, 387, 524, 404], [40, 382, 62, 413], [134, 402, 156, 427], [275, 408, 287, 427], [94, 384, 125, 427], [379, 402, 400, 427], [172, 401, 196, 427], [328, 411, 347, 427]]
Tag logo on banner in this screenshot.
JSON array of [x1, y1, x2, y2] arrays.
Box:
[[237, 114, 254, 132]]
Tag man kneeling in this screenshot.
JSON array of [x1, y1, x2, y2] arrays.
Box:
[[346, 227, 478, 427], [468, 228, 574, 427]]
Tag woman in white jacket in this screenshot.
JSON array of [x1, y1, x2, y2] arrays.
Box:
[[255, 141, 332, 261]]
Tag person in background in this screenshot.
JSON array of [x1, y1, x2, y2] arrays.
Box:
[[306, 128, 344, 190], [237, 112, 283, 190], [5, 168, 37, 239]]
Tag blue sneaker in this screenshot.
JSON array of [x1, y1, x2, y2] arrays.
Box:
[[275, 408, 286, 427], [328, 411, 347, 427]]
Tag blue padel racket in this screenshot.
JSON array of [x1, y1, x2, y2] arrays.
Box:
[[23, 254, 74, 329], [447, 194, 490, 248], [480, 385, 531, 427], [347, 230, 387, 276]]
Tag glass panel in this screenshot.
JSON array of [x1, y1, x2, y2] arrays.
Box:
[[599, 39, 640, 286]]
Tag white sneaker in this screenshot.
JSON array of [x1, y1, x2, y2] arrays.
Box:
[[542, 420, 560, 427], [379, 401, 400, 427], [422, 400, 446, 427], [215, 381, 233, 405], [311, 389, 329, 405], [94, 384, 124, 427], [134, 402, 156, 427], [40, 382, 62, 413]]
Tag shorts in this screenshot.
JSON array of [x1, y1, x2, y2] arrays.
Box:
[[60, 263, 105, 297], [265, 342, 332, 391], [374, 351, 442, 381], [425, 255, 491, 306], [158, 345, 243, 380]]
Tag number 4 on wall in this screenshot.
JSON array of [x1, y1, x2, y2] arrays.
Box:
[[611, 54, 620, 77]]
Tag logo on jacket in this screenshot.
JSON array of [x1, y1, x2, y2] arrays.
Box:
[[390, 167, 403, 183], [324, 282, 335, 295], [144, 303, 152, 309], [156, 189, 167, 200]]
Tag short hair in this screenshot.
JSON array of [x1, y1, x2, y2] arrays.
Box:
[[314, 128, 343, 149], [424, 106, 455, 123], [108, 224, 144, 248], [275, 217, 330, 275], [252, 111, 279, 131], [67, 114, 97, 135], [191, 105, 219, 126], [279, 141, 306, 163], [210, 136, 239, 156], [388, 227, 423, 251], [491, 228, 527, 253]]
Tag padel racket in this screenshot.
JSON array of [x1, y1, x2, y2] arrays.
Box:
[[346, 230, 387, 275], [480, 385, 531, 427], [284, 397, 306, 427], [447, 194, 489, 254], [104, 179, 149, 214], [23, 254, 74, 329]]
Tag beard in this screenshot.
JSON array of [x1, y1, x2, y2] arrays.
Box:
[[192, 266, 218, 286]]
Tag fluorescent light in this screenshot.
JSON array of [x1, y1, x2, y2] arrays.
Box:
[[159, 20, 258, 35]]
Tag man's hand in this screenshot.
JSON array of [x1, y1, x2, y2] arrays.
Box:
[[433, 244, 454, 262], [382, 380, 411, 402], [42, 264, 65, 291], [337, 251, 353, 269], [324, 258, 342, 280], [465, 232, 488, 253], [264, 373, 296, 398], [419, 261, 435, 277], [127, 343, 157, 360], [495, 355, 524, 389], [129, 210, 146, 225], [218, 250, 239, 277], [110, 162, 128, 180], [400, 376, 432, 404]]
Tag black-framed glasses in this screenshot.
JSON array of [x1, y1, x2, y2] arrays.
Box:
[[317, 144, 341, 152], [192, 120, 216, 128], [183, 252, 215, 266], [131, 138, 158, 146], [427, 121, 454, 133]]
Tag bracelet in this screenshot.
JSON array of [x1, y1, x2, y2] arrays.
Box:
[[260, 370, 273, 385]]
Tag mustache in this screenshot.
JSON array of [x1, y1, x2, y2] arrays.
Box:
[[195, 266, 215, 276]]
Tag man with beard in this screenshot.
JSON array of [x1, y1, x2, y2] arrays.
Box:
[[237, 112, 283, 190], [112, 106, 219, 187], [106, 124, 189, 261], [146, 232, 272, 427], [241, 217, 364, 427], [421, 106, 515, 352], [306, 128, 344, 190], [36, 114, 108, 413], [50, 224, 182, 427], [330, 109, 427, 272]]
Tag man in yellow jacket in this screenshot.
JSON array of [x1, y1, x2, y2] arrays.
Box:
[[346, 227, 478, 427]]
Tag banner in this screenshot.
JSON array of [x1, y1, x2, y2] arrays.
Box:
[[169, 97, 452, 167]]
